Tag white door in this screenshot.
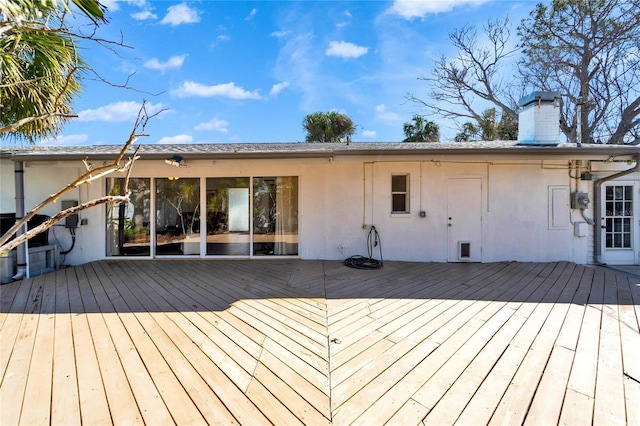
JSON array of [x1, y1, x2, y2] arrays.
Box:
[[447, 178, 482, 262], [601, 181, 639, 265]]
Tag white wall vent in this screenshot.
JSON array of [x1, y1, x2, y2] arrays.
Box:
[[517, 91, 562, 146]]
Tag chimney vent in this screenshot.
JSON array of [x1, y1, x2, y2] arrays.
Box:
[[517, 91, 561, 146]]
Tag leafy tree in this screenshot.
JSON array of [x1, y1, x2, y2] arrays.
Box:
[[454, 108, 518, 142], [496, 111, 518, 140], [302, 111, 356, 143], [454, 122, 480, 142], [402, 115, 439, 142], [1, 0, 108, 143], [519, 0, 640, 144]]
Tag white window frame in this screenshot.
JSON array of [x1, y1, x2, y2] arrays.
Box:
[[391, 174, 410, 214]]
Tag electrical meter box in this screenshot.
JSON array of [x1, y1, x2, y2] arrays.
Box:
[[571, 192, 590, 210], [61, 200, 78, 228]]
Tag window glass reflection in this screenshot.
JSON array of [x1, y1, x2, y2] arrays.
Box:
[[206, 178, 250, 255], [156, 178, 200, 255], [253, 177, 298, 256], [106, 178, 151, 256]]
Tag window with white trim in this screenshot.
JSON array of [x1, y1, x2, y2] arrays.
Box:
[[391, 174, 409, 213]]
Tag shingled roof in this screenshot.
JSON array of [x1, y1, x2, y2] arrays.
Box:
[[2, 141, 638, 161]]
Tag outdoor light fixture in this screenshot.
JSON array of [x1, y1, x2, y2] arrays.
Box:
[[165, 155, 186, 167]]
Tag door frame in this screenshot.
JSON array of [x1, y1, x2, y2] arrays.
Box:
[[447, 177, 483, 262], [600, 180, 639, 265]]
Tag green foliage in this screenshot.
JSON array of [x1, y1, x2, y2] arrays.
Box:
[[0, 0, 107, 143], [402, 115, 439, 142], [302, 111, 356, 143], [455, 108, 518, 142]]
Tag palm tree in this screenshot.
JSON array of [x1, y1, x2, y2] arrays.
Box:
[[0, 0, 107, 143], [402, 115, 440, 142], [454, 108, 518, 142], [302, 111, 356, 143]]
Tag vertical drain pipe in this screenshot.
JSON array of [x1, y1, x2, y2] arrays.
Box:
[[13, 161, 29, 280], [593, 153, 640, 265]]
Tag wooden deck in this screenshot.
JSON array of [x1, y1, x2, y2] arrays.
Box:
[[1, 260, 638, 425]]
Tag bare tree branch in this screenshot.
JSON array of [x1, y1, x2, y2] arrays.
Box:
[[0, 101, 157, 254], [0, 195, 130, 255], [408, 17, 522, 137]]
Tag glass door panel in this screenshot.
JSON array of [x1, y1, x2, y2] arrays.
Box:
[[206, 178, 250, 255], [156, 178, 200, 255], [253, 176, 298, 256], [604, 184, 633, 249], [106, 178, 151, 256]]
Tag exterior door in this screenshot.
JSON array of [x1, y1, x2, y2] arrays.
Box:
[[601, 181, 639, 265], [447, 178, 482, 262]]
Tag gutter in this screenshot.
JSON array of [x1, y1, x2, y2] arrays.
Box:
[[593, 153, 640, 265], [12, 161, 29, 280]]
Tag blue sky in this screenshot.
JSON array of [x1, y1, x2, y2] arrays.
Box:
[[27, 0, 538, 146]]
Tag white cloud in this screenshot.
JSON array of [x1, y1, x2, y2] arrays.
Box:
[[210, 35, 230, 49], [270, 30, 291, 38], [270, 81, 290, 96], [194, 117, 229, 133], [157, 134, 193, 144], [245, 8, 257, 21], [361, 130, 377, 138], [100, 0, 119, 12], [325, 41, 369, 59], [131, 10, 157, 20], [41, 133, 89, 146], [337, 10, 352, 28], [374, 104, 402, 122], [124, 0, 149, 7], [388, 0, 489, 19], [77, 101, 164, 122], [144, 55, 186, 73], [160, 3, 199, 26], [171, 81, 262, 100]]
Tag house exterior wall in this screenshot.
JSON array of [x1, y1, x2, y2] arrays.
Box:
[[1, 158, 15, 213], [4, 153, 638, 266]]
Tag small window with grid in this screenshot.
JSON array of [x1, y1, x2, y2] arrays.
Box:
[[391, 174, 409, 213]]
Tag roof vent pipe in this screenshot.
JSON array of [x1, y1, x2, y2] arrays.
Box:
[[517, 91, 562, 146]]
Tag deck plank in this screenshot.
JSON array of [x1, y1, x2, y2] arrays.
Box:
[[593, 271, 626, 425], [2, 260, 638, 425], [19, 271, 56, 425], [50, 269, 81, 425], [0, 276, 46, 425], [66, 267, 113, 425]]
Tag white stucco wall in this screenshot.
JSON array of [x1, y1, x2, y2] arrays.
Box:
[[4, 153, 637, 266], [16, 161, 104, 266], [1, 158, 15, 213]]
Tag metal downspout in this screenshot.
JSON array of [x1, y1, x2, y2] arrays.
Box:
[[593, 153, 640, 265], [13, 161, 29, 280]]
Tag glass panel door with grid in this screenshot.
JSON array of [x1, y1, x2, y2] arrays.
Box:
[[602, 182, 638, 264]]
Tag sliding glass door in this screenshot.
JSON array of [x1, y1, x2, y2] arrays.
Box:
[[107, 176, 297, 257], [156, 178, 201, 255], [206, 178, 250, 255], [106, 178, 151, 256], [253, 176, 298, 256]]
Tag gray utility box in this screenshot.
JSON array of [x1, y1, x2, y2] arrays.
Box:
[[0, 245, 60, 284]]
